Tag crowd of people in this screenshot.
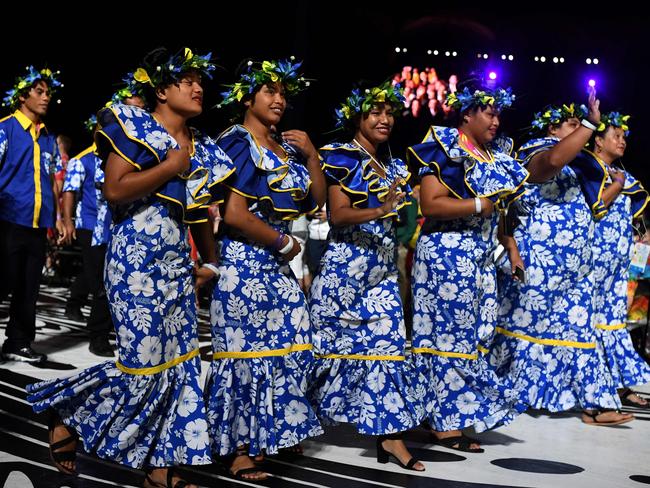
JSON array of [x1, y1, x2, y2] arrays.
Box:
[[0, 46, 648, 487]]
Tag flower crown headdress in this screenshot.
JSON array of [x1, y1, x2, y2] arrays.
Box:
[[129, 48, 215, 107], [531, 103, 587, 131], [218, 57, 309, 108], [334, 81, 405, 130], [3, 66, 62, 109], [445, 86, 515, 112], [105, 75, 145, 107], [597, 111, 630, 135]]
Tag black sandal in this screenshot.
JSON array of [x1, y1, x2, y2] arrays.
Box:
[[376, 433, 425, 471], [582, 409, 635, 426], [280, 444, 304, 456], [228, 447, 269, 481], [48, 410, 77, 475], [620, 388, 650, 409], [434, 433, 484, 453], [143, 467, 190, 488]]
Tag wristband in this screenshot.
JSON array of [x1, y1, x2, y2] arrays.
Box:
[[279, 237, 295, 255], [201, 262, 219, 277], [474, 197, 482, 214], [581, 119, 597, 131]]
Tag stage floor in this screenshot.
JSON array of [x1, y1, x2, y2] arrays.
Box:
[[1, 286, 649, 487]]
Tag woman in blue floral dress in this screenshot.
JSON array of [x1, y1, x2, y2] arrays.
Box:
[[407, 85, 528, 452], [309, 82, 427, 471], [27, 48, 234, 488], [205, 58, 325, 481], [489, 92, 634, 425], [589, 112, 650, 408]]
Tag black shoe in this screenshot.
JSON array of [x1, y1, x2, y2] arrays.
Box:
[[3, 346, 47, 363], [89, 339, 114, 358], [376, 434, 424, 471], [65, 307, 84, 322]]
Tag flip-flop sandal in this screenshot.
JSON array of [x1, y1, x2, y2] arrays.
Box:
[[582, 409, 635, 426], [620, 388, 650, 409]]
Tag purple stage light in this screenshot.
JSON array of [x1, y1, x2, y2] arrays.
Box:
[[488, 71, 497, 80], [588, 79, 596, 87]]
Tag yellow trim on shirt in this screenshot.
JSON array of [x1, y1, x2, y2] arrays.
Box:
[[31, 124, 42, 227]]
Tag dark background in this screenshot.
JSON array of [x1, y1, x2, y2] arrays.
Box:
[[4, 5, 648, 182]]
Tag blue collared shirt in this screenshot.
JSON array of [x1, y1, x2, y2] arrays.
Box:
[[0, 110, 62, 228], [63, 143, 111, 245]]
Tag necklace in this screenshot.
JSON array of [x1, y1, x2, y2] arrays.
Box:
[[352, 138, 387, 178], [458, 131, 493, 162]]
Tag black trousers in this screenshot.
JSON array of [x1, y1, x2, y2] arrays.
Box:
[[67, 229, 112, 339], [306, 238, 328, 276], [0, 220, 47, 350]]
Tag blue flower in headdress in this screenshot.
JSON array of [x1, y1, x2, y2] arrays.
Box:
[[446, 85, 515, 112], [530, 102, 588, 133], [218, 57, 311, 109], [84, 114, 98, 133], [132, 48, 216, 91], [3, 66, 62, 109], [334, 81, 405, 130], [598, 111, 630, 135]]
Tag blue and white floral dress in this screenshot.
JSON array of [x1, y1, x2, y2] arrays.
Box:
[[204, 125, 323, 457], [27, 104, 235, 468], [407, 126, 528, 432], [591, 159, 650, 388], [308, 143, 427, 435], [489, 137, 621, 411]]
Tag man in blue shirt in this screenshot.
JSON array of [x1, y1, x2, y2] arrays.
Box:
[[61, 91, 145, 357], [61, 143, 115, 356], [0, 67, 68, 362]]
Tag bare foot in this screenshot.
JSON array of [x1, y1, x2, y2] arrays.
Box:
[[380, 438, 425, 471]]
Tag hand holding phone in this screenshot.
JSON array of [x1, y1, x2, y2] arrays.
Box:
[[513, 265, 526, 284]]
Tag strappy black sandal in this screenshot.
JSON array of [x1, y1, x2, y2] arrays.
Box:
[[434, 433, 484, 453], [48, 410, 77, 475], [620, 388, 650, 409], [582, 409, 635, 426], [228, 446, 269, 481], [280, 444, 304, 456], [376, 433, 425, 471], [143, 467, 190, 488]]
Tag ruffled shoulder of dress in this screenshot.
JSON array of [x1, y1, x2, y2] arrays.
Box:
[[408, 126, 528, 208], [319, 142, 411, 218], [319, 142, 364, 185], [95, 105, 227, 223], [516, 136, 559, 164], [191, 129, 236, 190], [622, 169, 649, 218], [490, 135, 514, 156], [216, 125, 317, 219], [571, 149, 610, 218], [95, 103, 171, 170]]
